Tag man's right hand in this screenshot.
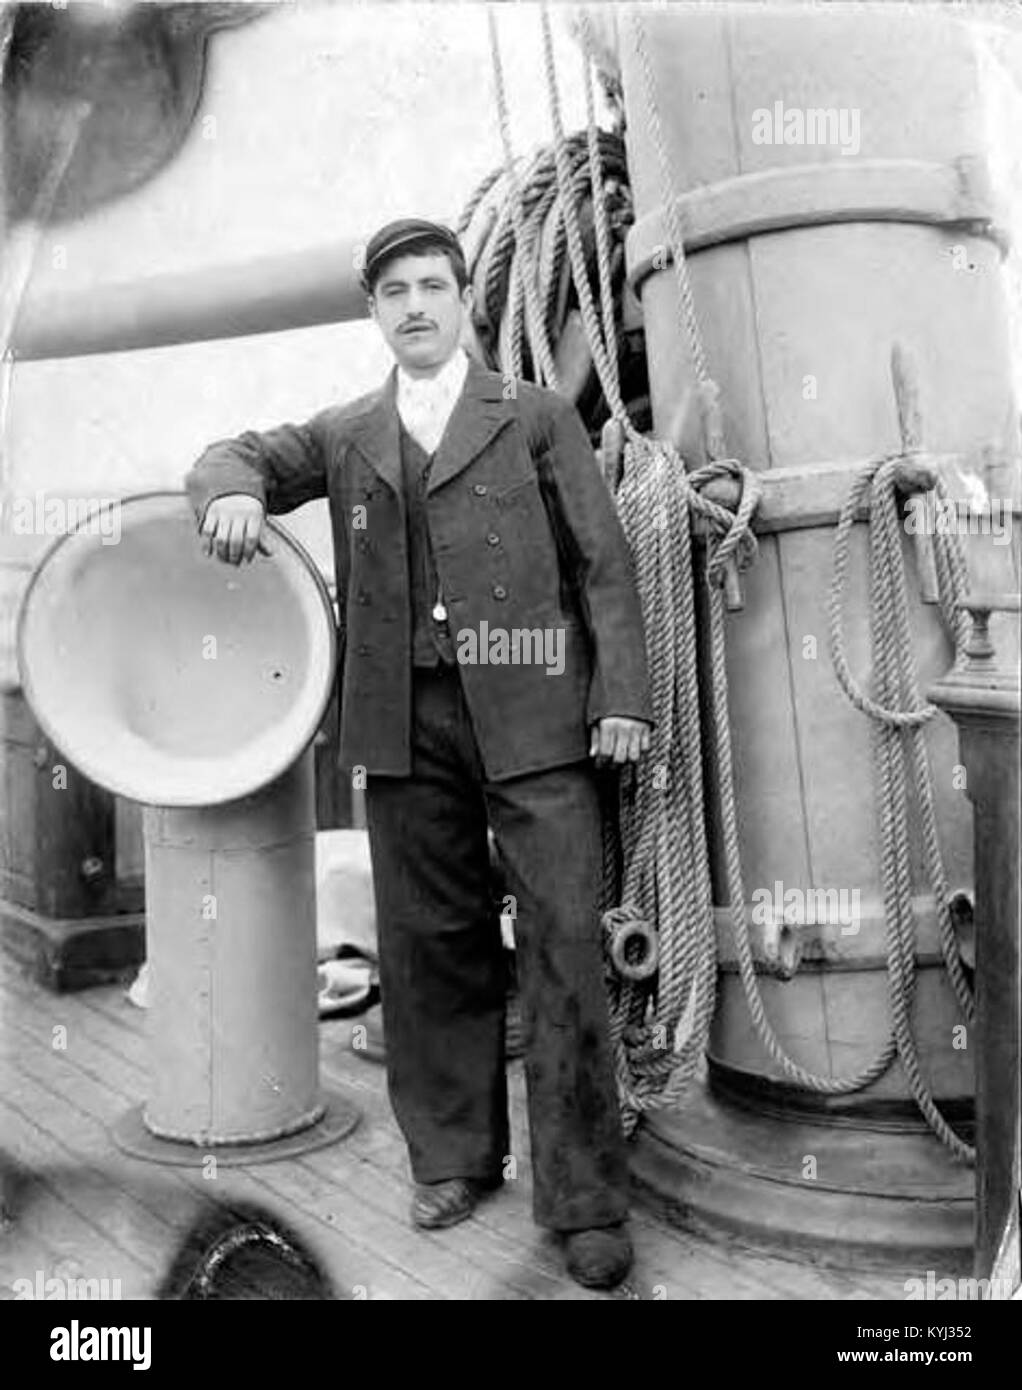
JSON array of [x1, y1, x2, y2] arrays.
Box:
[[200, 494, 272, 565]]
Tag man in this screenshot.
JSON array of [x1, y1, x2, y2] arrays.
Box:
[[186, 218, 653, 1290]]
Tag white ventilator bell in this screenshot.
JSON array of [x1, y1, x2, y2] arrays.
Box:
[[18, 492, 358, 1159]]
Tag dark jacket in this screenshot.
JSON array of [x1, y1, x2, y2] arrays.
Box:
[[185, 360, 653, 781]]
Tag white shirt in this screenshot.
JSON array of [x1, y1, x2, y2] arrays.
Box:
[[396, 348, 469, 456]]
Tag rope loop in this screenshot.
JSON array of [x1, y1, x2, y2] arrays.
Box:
[[827, 455, 956, 729]]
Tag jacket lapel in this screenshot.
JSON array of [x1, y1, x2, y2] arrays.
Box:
[[347, 371, 403, 496], [347, 359, 513, 496], [427, 360, 514, 494]]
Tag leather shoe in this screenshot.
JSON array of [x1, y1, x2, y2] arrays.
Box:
[[411, 1177, 496, 1230], [563, 1224, 633, 1289]]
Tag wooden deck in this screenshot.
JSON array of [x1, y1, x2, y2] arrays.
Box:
[[0, 952, 912, 1301]]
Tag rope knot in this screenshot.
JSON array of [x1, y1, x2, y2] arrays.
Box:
[[688, 457, 763, 585], [621, 1022, 676, 1080]]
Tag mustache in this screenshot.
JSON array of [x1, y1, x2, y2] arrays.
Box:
[[398, 318, 437, 332]]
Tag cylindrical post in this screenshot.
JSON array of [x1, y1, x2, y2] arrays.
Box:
[[143, 750, 322, 1145], [617, 4, 1016, 1263]]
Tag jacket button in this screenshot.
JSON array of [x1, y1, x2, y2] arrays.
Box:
[[357, 538, 370, 554], [473, 484, 488, 496], [356, 644, 371, 656], [492, 584, 507, 600], [356, 591, 370, 604], [486, 532, 500, 546]]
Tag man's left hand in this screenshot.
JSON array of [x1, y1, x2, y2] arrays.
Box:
[[589, 717, 651, 767]]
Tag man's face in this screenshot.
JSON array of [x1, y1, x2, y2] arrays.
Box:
[[369, 251, 471, 375]]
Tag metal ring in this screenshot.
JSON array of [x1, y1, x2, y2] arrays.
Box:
[[608, 916, 659, 982]]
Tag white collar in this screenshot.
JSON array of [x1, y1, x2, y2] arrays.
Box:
[[396, 348, 469, 405]]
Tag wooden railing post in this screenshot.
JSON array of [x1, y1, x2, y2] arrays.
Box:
[[929, 595, 1021, 1290]]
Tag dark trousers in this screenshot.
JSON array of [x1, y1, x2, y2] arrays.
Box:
[[364, 664, 629, 1231]]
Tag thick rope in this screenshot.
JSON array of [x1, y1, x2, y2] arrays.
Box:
[[540, 6, 622, 420], [604, 436, 716, 1128], [486, 7, 561, 389], [629, 12, 710, 388], [462, 126, 628, 391], [828, 468, 976, 1022], [579, 9, 622, 413], [455, 166, 503, 238]]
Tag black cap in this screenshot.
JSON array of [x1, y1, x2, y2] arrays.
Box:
[[361, 218, 464, 290]]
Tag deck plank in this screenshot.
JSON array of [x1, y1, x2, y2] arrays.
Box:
[[320, 1034, 583, 1285], [295, 1149, 575, 1300], [1, 1009, 438, 1299], [0, 958, 912, 1299], [0, 1044, 186, 1279], [320, 1037, 801, 1298], [166, 1162, 438, 1301], [5, 1023, 216, 1224], [2, 968, 147, 1100], [0, 1096, 156, 1298]]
